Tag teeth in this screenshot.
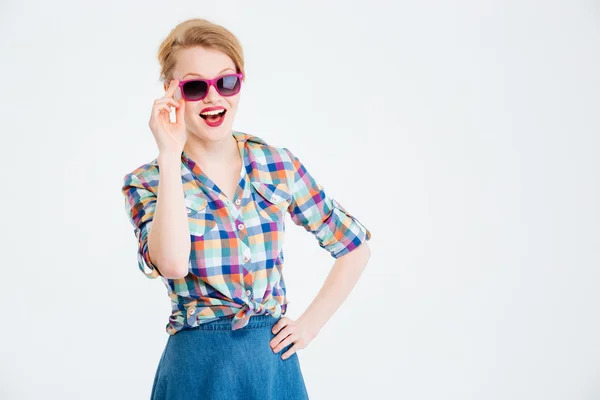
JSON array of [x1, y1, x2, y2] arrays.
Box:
[[200, 109, 225, 116]]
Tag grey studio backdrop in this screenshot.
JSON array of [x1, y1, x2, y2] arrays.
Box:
[[1, 1, 599, 399]]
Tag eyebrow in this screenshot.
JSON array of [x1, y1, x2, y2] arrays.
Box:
[[182, 67, 236, 79]]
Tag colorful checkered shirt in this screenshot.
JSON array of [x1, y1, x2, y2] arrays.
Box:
[[121, 130, 372, 335]]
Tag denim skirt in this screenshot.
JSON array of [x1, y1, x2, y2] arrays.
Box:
[[150, 314, 309, 400]]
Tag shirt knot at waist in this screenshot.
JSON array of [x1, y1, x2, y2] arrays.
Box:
[[231, 298, 282, 330]]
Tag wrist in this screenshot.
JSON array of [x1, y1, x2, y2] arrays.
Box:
[[158, 152, 182, 166], [298, 311, 323, 338]]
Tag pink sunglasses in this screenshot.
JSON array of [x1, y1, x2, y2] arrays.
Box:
[[177, 73, 244, 101]]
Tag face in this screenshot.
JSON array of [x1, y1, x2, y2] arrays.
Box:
[[165, 46, 241, 142]]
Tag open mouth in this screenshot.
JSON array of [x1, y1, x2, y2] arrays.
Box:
[[199, 109, 227, 124]]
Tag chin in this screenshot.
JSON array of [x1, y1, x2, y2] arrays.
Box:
[[207, 124, 233, 138], [190, 119, 233, 141]]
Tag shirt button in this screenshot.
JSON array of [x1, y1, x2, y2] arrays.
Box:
[[235, 198, 241, 206], [246, 289, 252, 296], [271, 196, 277, 202], [187, 306, 196, 316], [237, 223, 244, 230], [187, 209, 192, 214], [243, 256, 249, 263]]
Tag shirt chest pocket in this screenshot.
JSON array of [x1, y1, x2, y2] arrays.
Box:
[[250, 181, 292, 222], [185, 195, 217, 238]]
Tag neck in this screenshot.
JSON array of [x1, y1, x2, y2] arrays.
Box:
[[184, 131, 239, 167]]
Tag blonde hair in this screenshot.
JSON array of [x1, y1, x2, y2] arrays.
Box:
[[157, 18, 245, 84]]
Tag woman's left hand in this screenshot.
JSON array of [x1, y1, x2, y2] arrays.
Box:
[[270, 316, 318, 360]]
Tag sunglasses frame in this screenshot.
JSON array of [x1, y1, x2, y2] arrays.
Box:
[[177, 73, 244, 102]]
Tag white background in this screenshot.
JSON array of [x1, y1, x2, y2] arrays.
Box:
[[1, 0, 599, 399]]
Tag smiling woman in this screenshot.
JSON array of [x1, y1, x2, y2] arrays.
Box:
[[177, 72, 242, 126], [121, 17, 371, 400], [158, 27, 244, 144]]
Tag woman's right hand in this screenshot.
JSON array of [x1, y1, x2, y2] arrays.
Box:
[[149, 79, 187, 155]]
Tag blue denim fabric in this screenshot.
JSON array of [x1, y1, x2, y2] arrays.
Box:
[[150, 314, 309, 399]]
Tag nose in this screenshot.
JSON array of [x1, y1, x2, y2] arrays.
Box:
[[203, 83, 221, 103]]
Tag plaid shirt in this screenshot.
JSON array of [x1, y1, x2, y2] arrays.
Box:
[[122, 131, 371, 335]]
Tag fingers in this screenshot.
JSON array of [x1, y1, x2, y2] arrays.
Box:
[[272, 317, 290, 335], [269, 317, 308, 360], [163, 79, 179, 99], [155, 97, 180, 108], [272, 333, 296, 354], [153, 103, 173, 116], [281, 342, 301, 360], [270, 324, 293, 349], [154, 80, 184, 124], [149, 80, 186, 134], [175, 98, 185, 125], [152, 97, 181, 122]]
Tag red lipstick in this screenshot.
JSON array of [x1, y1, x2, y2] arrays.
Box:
[[199, 106, 227, 127]]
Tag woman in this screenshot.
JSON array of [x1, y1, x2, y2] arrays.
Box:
[[122, 18, 372, 399]]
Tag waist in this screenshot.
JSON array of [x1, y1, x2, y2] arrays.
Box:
[[166, 302, 288, 335], [191, 314, 281, 331]]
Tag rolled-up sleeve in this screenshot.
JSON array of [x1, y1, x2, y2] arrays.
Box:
[[122, 172, 160, 279], [283, 148, 371, 258]]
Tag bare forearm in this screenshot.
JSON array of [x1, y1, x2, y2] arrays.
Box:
[[297, 242, 371, 335], [148, 153, 191, 278]]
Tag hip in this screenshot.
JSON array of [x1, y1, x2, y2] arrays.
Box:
[[150, 314, 309, 400]]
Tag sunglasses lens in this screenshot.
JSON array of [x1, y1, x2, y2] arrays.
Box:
[[182, 80, 208, 100], [217, 75, 241, 96]]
